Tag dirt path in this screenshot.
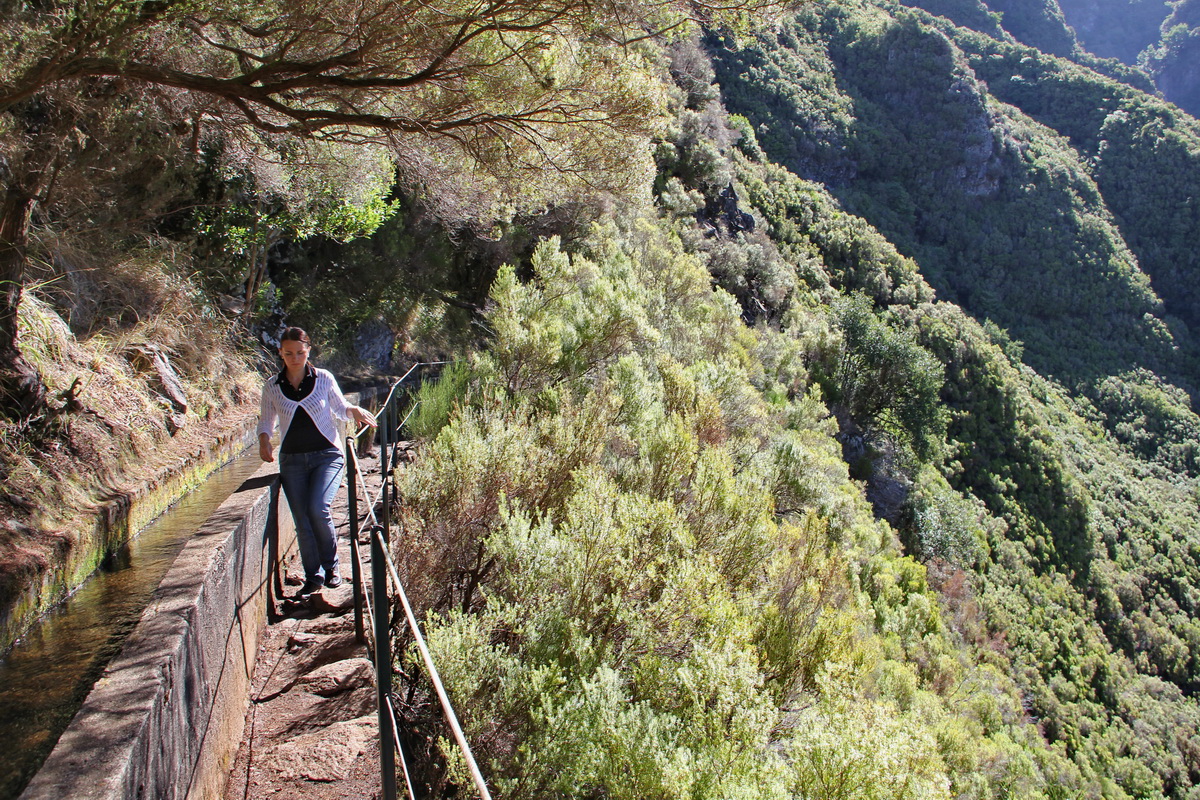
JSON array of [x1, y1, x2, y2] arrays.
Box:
[[222, 448, 387, 800]]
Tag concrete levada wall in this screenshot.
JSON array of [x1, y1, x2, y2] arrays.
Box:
[[19, 461, 297, 800]]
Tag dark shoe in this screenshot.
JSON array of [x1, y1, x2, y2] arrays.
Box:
[[324, 574, 344, 589], [298, 577, 325, 597]]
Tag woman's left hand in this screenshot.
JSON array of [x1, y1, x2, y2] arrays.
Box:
[[351, 406, 378, 428]]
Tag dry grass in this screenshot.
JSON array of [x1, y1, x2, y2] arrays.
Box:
[[0, 242, 260, 618]]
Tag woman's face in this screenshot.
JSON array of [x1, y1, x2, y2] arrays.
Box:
[[279, 340, 310, 372]]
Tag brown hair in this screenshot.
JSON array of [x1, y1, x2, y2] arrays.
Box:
[[280, 327, 311, 346]]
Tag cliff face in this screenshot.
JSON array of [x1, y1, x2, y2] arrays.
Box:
[[714, 2, 1176, 384], [985, 0, 1079, 54], [1157, 43, 1200, 107], [1056, 0, 1169, 62], [1147, 25, 1200, 116]]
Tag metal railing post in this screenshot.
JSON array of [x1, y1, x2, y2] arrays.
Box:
[[347, 438, 365, 645], [372, 526, 398, 800], [381, 396, 392, 546], [389, 389, 401, 474], [374, 530, 494, 800]]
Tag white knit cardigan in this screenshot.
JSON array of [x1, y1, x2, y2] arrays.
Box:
[[258, 367, 350, 452]]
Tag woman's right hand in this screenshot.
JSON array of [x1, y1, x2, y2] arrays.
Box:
[[259, 434, 274, 462]]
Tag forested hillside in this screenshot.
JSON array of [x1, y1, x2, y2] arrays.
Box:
[[701, 2, 1200, 794], [1059, 0, 1200, 116], [917, 0, 1200, 117], [3, 0, 1200, 798]]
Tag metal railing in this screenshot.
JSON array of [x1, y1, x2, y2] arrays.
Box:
[[342, 362, 493, 800]]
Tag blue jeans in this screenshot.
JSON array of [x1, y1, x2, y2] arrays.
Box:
[[279, 447, 344, 583]]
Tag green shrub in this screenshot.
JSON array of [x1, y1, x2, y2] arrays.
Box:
[[403, 359, 473, 439]]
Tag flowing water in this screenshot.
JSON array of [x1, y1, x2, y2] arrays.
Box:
[[0, 448, 264, 800]]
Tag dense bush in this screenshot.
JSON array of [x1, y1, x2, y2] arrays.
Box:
[[393, 213, 1078, 798], [380, 7, 1200, 797]]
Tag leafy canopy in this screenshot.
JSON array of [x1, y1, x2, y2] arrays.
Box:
[[0, 0, 787, 220]]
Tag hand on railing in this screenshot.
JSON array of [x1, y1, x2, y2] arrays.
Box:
[[350, 405, 378, 431]]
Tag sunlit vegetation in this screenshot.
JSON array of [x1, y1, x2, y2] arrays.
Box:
[[379, 5, 1200, 795], [394, 215, 1077, 798], [700, 4, 1200, 796], [5, 0, 1200, 797]]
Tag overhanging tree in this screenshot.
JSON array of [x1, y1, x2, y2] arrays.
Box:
[[0, 0, 778, 418]]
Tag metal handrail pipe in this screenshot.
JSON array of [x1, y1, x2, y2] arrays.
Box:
[[343, 361, 482, 799], [396, 401, 420, 435], [347, 444, 366, 645], [358, 546, 377, 655], [380, 406, 391, 546], [348, 431, 381, 530], [372, 528, 493, 800], [385, 695, 419, 800]]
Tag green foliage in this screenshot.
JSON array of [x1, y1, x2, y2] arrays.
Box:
[[699, 14, 1200, 792], [783, 678, 952, 800], [486, 238, 653, 397], [983, 0, 1079, 56], [376, 6, 1200, 797], [903, 465, 991, 566], [1093, 369, 1200, 474], [394, 210, 1075, 798], [910, 297, 1200, 800], [733, 159, 931, 306], [712, 1, 1190, 388], [403, 361, 473, 439], [827, 293, 947, 460], [193, 160, 399, 299], [905, 0, 1008, 40], [14, 2, 1200, 797], [1, 0, 684, 225], [274, 190, 508, 358], [728, 113, 769, 162], [947, 26, 1200, 356]]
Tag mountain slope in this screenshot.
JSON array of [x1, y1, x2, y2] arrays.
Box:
[[706, 4, 1200, 796], [713, 2, 1192, 388]]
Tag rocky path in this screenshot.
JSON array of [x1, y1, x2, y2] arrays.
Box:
[[222, 449, 387, 800]]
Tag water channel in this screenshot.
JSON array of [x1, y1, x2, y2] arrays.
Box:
[[0, 448, 264, 800]]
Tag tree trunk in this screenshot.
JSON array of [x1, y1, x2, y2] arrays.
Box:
[[0, 184, 47, 419]]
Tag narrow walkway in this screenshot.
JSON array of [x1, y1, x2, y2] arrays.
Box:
[[222, 447, 386, 800]]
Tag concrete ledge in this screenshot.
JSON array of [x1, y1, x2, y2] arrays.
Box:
[[20, 461, 296, 800]]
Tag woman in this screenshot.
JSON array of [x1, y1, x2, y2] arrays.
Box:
[[258, 327, 376, 597]]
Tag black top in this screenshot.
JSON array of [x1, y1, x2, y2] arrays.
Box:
[[278, 363, 316, 402], [278, 364, 335, 453]]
